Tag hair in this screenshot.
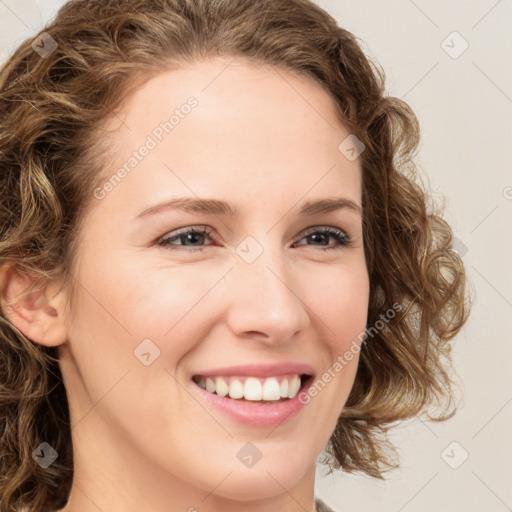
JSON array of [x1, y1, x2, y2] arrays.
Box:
[[0, 0, 471, 510]]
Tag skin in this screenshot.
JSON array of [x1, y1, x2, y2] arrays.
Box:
[[2, 57, 369, 512]]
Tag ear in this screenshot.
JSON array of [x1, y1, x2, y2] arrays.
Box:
[[0, 263, 67, 347]]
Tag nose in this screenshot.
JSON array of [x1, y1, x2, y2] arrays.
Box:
[[223, 243, 311, 347]]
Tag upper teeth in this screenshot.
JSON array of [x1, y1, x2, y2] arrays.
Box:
[[194, 374, 303, 401]]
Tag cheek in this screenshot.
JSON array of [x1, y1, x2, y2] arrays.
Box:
[[69, 256, 229, 386], [301, 262, 368, 404], [306, 260, 370, 346], [74, 247, 214, 334]]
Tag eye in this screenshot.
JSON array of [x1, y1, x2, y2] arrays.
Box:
[[157, 226, 352, 252], [293, 226, 352, 250], [158, 226, 216, 251]]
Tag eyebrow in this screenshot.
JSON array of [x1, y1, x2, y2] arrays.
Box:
[[134, 196, 362, 220]]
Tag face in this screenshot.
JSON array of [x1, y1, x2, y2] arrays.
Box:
[[57, 57, 369, 504]]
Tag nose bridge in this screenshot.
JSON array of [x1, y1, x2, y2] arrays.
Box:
[[224, 238, 310, 341]]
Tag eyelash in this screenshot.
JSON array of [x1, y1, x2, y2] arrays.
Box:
[[157, 226, 352, 252]]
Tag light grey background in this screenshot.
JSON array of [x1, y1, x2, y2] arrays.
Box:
[[1, 1, 511, 511]]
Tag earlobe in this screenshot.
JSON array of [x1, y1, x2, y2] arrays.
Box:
[[0, 263, 67, 347]]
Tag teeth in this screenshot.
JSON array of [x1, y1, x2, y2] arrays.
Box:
[[244, 377, 262, 400], [288, 374, 301, 398], [262, 377, 281, 401], [214, 377, 229, 397], [195, 373, 304, 401], [279, 378, 288, 398], [228, 379, 244, 399], [205, 378, 215, 393]]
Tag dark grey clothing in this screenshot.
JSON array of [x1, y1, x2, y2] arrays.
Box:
[[315, 497, 337, 512]]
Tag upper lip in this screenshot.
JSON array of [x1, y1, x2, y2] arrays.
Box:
[[192, 362, 315, 378]]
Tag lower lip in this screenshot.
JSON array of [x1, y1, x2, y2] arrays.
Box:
[[191, 376, 313, 428]]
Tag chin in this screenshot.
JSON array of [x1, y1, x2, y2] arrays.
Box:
[[200, 449, 313, 501], [205, 468, 304, 502]]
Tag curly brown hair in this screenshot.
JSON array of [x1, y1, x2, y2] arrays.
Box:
[[0, 0, 470, 510]]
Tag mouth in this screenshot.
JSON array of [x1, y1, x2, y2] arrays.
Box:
[[192, 373, 313, 405]]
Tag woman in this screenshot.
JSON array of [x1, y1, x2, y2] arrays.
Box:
[[0, 1, 470, 511]]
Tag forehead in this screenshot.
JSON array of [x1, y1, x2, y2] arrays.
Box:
[[117, 57, 345, 129], [93, 57, 362, 217]]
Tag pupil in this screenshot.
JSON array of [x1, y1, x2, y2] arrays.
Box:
[[311, 233, 327, 245], [187, 233, 202, 245]]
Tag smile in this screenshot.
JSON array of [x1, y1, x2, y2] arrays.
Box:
[[192, 373, 307, 402]]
